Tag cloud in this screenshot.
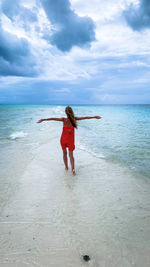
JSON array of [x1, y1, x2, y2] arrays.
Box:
[[1, 0, 20, 20], [0, 24, 37, 77], [40, 0, 96, 51], [1, 0, 37, 30], [124, 0, 150, 31]]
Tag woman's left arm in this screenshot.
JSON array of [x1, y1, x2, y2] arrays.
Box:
[[37, 117, 64, 123], [75, 116, 102, 120]]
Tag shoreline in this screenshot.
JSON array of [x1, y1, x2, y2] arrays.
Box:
[[0, 138, 150, 266]]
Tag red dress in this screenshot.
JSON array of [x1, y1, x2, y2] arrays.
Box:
[[60, 126, 75, 151]]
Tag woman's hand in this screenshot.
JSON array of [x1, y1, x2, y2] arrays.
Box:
[[37, 119, 44, 123], [95, 116, 102, 119]]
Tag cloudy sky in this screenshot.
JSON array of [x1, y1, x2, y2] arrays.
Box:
[[0, 0, 150, 104]]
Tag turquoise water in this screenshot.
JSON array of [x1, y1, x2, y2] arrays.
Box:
[[0, 104, 150, 179]]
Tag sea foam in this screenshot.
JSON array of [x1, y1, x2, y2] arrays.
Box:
[[9, 131, 28, 140]]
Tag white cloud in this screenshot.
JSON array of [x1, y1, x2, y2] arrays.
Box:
[[2, 0, 150, 80]]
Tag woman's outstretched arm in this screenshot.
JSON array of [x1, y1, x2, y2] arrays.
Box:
[[37, 117, 64, 123], [75, 116, 102, 121]]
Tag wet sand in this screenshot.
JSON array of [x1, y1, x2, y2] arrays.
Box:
[[0, 138, 150, 267]]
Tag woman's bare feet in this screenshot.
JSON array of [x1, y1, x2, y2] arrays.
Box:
[[65, 166, 68, 171], [72, 169, 75, 175]]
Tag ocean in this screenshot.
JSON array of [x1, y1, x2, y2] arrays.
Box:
[[0, 104, 150, 179]]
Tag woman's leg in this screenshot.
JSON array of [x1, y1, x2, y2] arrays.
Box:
[[69, 151, 75, 174], [63, 149, 68, 170]]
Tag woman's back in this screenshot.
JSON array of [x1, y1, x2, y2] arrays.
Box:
[[63, 117, 74, 128]]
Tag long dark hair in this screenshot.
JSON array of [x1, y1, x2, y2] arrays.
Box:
[[65, 106, 77, 128]]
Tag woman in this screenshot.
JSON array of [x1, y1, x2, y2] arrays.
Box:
[[37, 106, 101, 175]]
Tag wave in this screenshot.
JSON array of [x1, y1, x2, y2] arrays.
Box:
[[77, 143, 105, 159], [9, 131, 28, 140]]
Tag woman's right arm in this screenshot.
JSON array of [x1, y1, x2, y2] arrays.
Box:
[[37, 118, 64, 123], [75, 116, 102, 120]]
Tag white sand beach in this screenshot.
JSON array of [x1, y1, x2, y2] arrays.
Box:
[[0, 137, 150, 267]]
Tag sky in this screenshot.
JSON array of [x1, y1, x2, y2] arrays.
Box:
[[0, 0, 150, 104]]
